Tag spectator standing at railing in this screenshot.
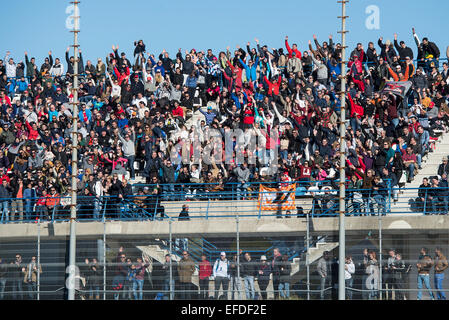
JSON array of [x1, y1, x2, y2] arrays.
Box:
[[0, 179, 11, 222], [213, 252, 230, 300], [88, 258, 102, 300], [278, 254, 291, 299], [45, 186, 60, 219], [199, 254, 212, 299], [271, 248, 283, 300], [317, 251, 330, 300], [241, 252, 256, 300], [344, 255, 355, 300], [112, 250, 128, 300], [133, 257, 150, 300], [23, 181, 36, 221], [437, 173, 449, 215], [178, 251, 196, 300], [229, 254, 242, 300], [0, 257, 7, 300], [256, 255, 271, 300], [23, 256, 42, 300], [416, 247, 435, 300], [416, 177, 432, 214], [10, 254, 24, 300], [433, 247, 448, 300]]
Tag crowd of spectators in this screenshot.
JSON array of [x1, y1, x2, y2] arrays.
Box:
[[0, 27, 449, 221]]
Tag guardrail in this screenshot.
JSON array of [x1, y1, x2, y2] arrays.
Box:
[[2, 179, 448, 225]]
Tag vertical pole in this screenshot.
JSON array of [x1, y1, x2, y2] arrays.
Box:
[[169, 218, 173, 300], [306, 212, 310, 300], [68, 0, 80, 301], [337, 0, 348, 301], [387, 180, 392, 213], [103, 220, 106, 300], [236, 214, 240, 300], [37, 218, 41, 300], [378, 212, 383, 300]]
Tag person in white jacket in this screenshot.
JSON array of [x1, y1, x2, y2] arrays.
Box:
[[213, 252, 230, 299], [345, 255, 355, 300], [4, 52, 17, 79], [50, 58, 65, 77]]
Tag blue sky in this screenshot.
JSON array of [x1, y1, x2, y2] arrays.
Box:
[[0, 0, 447, 64]]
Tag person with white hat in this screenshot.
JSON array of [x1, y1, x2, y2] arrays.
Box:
[[256, 255, 272, 300], [213, 252, 230, 299]]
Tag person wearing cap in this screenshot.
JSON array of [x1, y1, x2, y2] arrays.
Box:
[[438, 156, 449, 177], [287, 50, 302, 74], [256, 255, 272, 300], [213, 252, 230, 299]]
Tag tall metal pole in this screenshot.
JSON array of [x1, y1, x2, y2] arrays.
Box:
[[337, 0, 348, 301], [169, 218, 173, 300], [236, 214, 240, 300], [103, 220, 106, 300], [68, 0, 80, 301], [37, 219, 41, 300], [306, 212, 310, 300], [378, 213, 383, 300]]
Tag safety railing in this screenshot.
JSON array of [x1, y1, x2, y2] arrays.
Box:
[[2, 180, 449, 225]]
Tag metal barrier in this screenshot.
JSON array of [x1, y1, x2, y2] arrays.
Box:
[[2, 179, 449, 225]]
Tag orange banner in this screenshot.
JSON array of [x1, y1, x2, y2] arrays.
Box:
[[257, 184, 296, 211]]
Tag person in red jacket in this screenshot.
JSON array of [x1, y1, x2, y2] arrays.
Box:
[[263, 75, 282, 96], [298, 160, 313, 182], [199, 254, 212, 299], [172, 102, 184, 119], [114, 65, 130, 86], [348, 53, 365, 92], [285, 36, 302, 60], [25, 120, 39, 141], [348, 92, 364, 131]]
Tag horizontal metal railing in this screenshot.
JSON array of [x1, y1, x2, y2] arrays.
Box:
[[0, 179, 447, 224]]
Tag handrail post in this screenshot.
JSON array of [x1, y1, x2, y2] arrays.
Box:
[[52, 201, 56, 222], [206, 198, 210, 220], [388, 179, 393, 213], [424, 189, 427, 215], [102, 198, 107, 223], [154, 196, 159, 221]]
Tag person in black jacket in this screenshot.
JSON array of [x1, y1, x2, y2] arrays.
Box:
[[438, 157, 449, 177], [10, 254, 25, 300], [88, 258, 103, 300], [271, 248, 283, 299], [241, 252, 257, 300], [133, 40, 146, 57], [178, 204, 190, 221], [65, 46, 84, 76], [394, 33, 414, 61], [0, 256, 7, 300], [0, 179, 12, 223], [256, 255, 272, 300], [279, 254, 292, 299], [108, 174, 123, 219]]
